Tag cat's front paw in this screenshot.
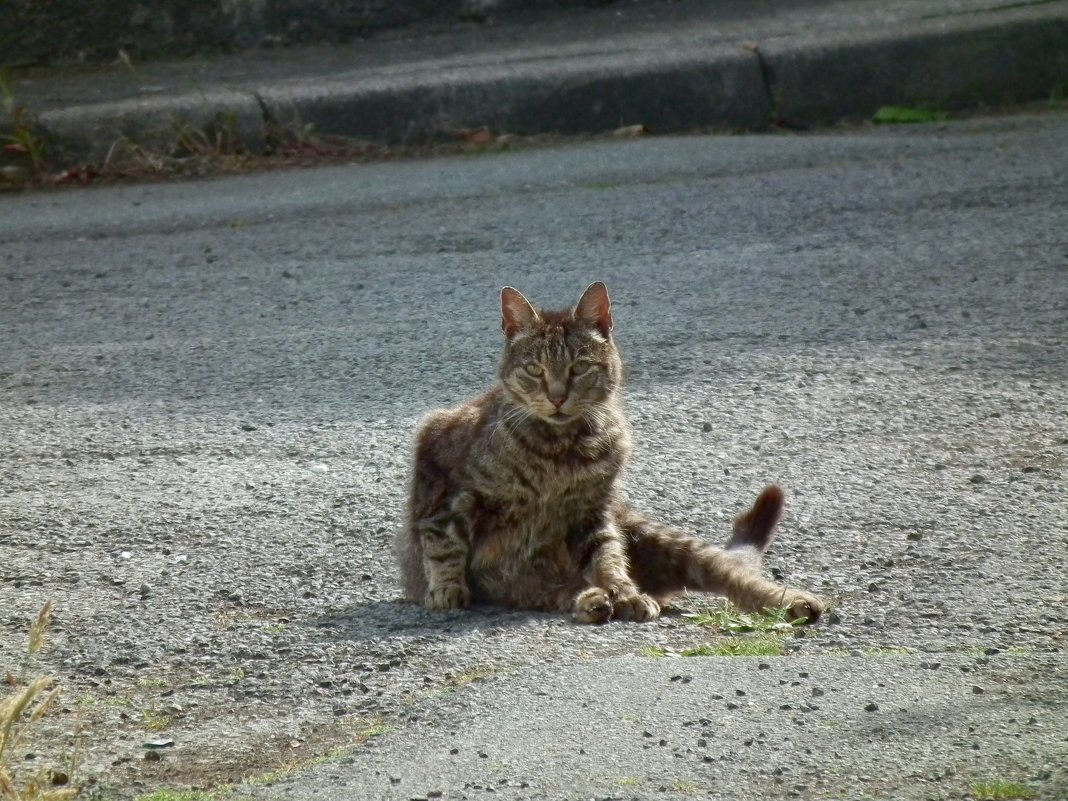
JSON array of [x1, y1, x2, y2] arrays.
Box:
[[574, 587, 613, 624], [426, 584, 471, 611], [612, 592, 661, 623], [779, 590, 825, 624]]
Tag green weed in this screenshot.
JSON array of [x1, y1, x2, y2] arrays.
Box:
[[134, 791, 229, 801], [969, 779, 1037, 800], [682, 635, 784, 657], [0, 69, 47, 177], [683, 603, 801, 635], [140, 706, 169, 732], [445, 666, 498, 688], [861, 645, 913, 657], [872, 105, 950, 124]]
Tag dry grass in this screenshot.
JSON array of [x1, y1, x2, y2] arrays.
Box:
[[0, 601, 78, 800]]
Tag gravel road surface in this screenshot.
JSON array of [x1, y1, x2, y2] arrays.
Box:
[[1, 112, 1066, 800]]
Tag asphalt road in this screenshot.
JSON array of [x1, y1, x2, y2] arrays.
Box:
[[1, 112, 1066, 801]]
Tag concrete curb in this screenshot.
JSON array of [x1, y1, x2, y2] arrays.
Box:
[[761, 4, 1068, 128], [23, 3, 1068, 168], [257, 44, 770, 143]]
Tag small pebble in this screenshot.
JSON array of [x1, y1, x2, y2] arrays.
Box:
[[864, 702, 879, 712]]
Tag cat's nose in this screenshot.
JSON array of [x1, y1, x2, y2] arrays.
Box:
[[549, 394, 568, 409]]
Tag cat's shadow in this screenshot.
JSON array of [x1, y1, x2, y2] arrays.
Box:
[[310, 597, 564, 642], [311, 596, 692, 642]]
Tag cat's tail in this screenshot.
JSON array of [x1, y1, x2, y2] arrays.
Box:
[[723, 484, 784, 571], [617, 484, 820, 621]]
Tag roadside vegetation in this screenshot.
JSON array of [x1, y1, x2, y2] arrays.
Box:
[[0, 601, 78, 800]]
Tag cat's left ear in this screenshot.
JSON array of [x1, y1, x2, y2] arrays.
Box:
[[574, 281, 613, 336]]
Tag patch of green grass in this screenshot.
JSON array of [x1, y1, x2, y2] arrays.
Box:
[[673, 780, 701, 794], [682, 635, 784, 657], [616, 776, 640, 786], [357, 721, 392, 739], [640, 645, 668, 658], [969, 779, 1037, 800], [683, 603, 800, 634], [861, 645, 913, 657], [140, 706, 170, 732], [227, 667, 245, 685], [137, 678, 168, 690], [872, 105, 950, 124], [74, 692, 132, 709], [445, 666, 498, 688], [135, 791, 229, 801]]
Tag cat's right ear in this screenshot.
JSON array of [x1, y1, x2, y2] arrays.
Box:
[[501, 287, 540, 338]]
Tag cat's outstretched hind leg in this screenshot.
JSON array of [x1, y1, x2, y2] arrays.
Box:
[[619, 486, 825, 623]]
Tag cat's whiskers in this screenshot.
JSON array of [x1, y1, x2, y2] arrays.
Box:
[[583, 401, 616, 431], [491, 404, 532, 442]]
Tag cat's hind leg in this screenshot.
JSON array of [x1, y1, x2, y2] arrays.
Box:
[[617, 486, 824, 622], [409, 484, 475, 611]]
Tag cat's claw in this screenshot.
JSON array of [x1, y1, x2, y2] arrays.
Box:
[[612, 593, 661, 622], [780, 590, 825, 624], [426, 585, 471, 611], [574, 588, 613, 624]]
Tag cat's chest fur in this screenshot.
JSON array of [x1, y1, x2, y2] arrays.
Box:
[[467, 410, 627, 568]]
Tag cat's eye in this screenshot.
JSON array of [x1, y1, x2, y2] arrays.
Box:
[[523, 363, 543, 377], [571, 360, 593, 375]]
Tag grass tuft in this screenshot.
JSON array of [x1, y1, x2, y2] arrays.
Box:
[[0, 601, 78, 800], [682, 603, 800, 634], [27, 601, 54, 658], [135, 791, 228, 801], [969, 780, 1037, 800], [675, 602, 799, 657], [872, 105, 950, 124], [445, 666, 498, 688], [681, 635, 784, 658]]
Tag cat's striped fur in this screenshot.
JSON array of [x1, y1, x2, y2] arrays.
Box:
[[396, 282, 825, 624]]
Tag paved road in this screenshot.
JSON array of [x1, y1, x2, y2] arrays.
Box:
[[1, 113, 1066, 800]]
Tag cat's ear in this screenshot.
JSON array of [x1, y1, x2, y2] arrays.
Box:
[[574, 281, 613, 336], [501, 286, 540, 338]]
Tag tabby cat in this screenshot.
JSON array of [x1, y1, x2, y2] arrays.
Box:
[[396, 282, 825, 624]]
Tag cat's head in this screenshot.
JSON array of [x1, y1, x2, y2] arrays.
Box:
[[498, 282, 623, 425]]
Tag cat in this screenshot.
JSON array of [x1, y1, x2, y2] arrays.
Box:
[[395, 282, 825, 624]]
